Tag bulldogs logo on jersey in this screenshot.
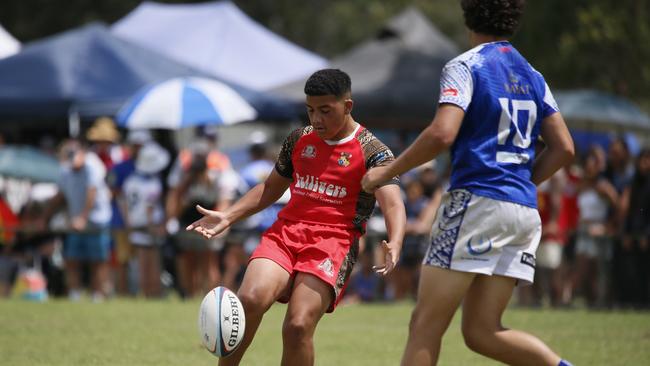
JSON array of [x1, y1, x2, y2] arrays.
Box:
[[338, 152, 352, 167], [301, 145, 316, 159]]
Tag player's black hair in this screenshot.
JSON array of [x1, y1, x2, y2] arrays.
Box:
[[461, 0, 525, 37], [304, 69, 351, 98]]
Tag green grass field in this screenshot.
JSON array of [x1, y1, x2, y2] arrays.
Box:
[[1, 298, 649, 366]]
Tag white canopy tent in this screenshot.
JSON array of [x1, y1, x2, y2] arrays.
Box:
[[0, 24, 20, 59], [112, 1, 327, 91]]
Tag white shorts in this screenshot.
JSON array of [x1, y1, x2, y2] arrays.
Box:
[[422, 189, 541, 285]]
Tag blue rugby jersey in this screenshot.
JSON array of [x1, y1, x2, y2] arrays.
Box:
[[439, 41, 559, 208]]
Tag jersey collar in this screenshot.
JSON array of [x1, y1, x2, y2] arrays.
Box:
[[324, 123, 360, 146]]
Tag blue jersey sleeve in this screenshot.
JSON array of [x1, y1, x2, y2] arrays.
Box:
[[542, 82, 559, 118], [439, 60, 474, 111]]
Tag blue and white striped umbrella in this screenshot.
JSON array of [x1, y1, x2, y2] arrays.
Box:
[[116, 77, 258, 129]]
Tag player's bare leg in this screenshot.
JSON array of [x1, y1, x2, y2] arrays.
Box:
[[400, 266, 475, 366], [461, 274, 562, 366], [281, 273, 332, 366], [219, 258, 291, 366]]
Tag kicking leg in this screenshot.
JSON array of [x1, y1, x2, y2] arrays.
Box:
[[219, 258, 291, 366], [281, 273, 333, 366], [461, 274, 562, 366], [400, 266, 475, 366]]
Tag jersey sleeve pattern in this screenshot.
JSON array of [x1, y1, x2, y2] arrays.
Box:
[[275, 126, 312, 179], [358, 128, 399, 186], [351, 129, 399, 233], [439, 60, 474, 111]]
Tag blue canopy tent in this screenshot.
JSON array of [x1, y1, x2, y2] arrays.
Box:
[[0, 23, 295, 122], [555, 89, 650, 135], [553, 89, 650, 155]]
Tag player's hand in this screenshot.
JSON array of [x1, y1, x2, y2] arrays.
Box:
[[373, 240, 400, 276], [362, 166, 389, 193], [185, 205, 231, 239]]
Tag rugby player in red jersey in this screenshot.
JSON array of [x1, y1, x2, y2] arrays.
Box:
[[187, 69, 406, 366]]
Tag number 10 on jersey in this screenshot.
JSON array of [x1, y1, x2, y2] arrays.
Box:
[[496, 98, 537, 164]]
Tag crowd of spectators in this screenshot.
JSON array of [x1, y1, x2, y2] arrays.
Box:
[[0, 118, 648, 310]]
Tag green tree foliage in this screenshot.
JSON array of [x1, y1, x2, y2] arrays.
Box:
[[515, 0, 650, 106]]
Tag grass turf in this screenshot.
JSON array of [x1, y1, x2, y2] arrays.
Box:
[[1, 298, 649, 365]]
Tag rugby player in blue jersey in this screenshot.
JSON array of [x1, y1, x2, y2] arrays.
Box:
[[362, 1, 575, 365]]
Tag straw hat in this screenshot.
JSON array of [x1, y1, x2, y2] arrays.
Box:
[[136, 142, 170, 175], [86, 117, 121, 143]]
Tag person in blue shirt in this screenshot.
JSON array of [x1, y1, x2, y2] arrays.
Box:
[[362, 1, 575, 365], [106, 129, 152, 295]]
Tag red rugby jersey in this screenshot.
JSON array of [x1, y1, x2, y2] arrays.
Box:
[[275, 124, 398, 233]]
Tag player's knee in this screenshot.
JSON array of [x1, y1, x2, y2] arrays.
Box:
[[237, 288, 271, 315], [282, 313, 316, 343], [409, 307, 444, 337], [461, 326, 490, 354]]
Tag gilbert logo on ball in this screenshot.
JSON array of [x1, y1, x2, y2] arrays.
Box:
[[198, 286, 246, 357]]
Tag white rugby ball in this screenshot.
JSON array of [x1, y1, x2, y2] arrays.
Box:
[[198, 286, 246, 357]]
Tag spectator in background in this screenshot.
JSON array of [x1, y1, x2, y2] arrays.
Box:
[[231, 131, 290, 288], [387, 178, 436, 300], [9, 200, 63, 298], [557, 162, 581, 306], [603, 137, 637, 308], [166, 139, 237, 298], [569, 145, 618, 308], [619, 149, 650, 308], [368, 162, 441, 301], [123, 142, 169, 298], [0, 195, 20, 297], [345, 245, 381, 303], [237, 131, 287, 240], [417, 160, 443, 198], [107, 130, 152, 296], [519, 169, 567, 307], [85, 117, 126, 171], [43, 139, 112, 302], [604, 137, 634, 194], [166, 125, 234, 189]]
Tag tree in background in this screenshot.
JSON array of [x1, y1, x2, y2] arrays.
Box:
[[515, 0, 650, 109]]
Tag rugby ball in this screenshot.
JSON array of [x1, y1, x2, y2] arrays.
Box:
[[198, 286, 246, 357]]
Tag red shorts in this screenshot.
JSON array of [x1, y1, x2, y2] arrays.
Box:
[[249, 218, 360, 312]]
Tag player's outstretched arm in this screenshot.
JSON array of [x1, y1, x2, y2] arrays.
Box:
[[532, 112, 575, 185], [186, 169, 291, 239], [362, 104, 464, 192], [373, 184, 406, 275]]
